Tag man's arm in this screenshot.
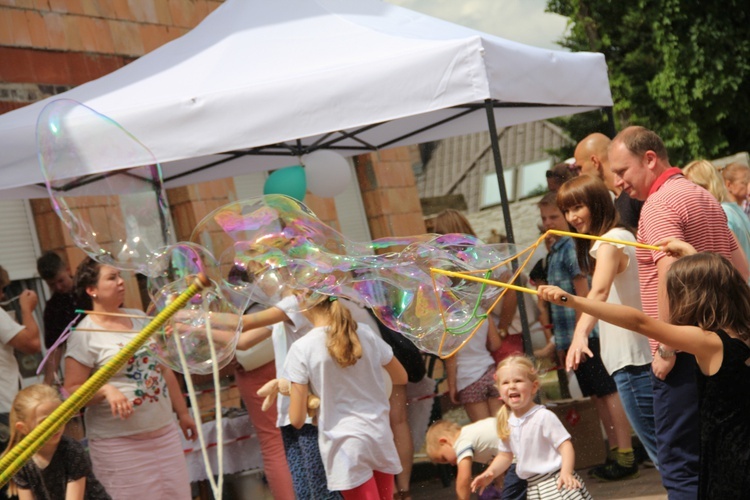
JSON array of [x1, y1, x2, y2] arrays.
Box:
[[7, 290, 40, 354]]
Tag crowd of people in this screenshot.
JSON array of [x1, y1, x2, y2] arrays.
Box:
[[1, 125, 749, 499]]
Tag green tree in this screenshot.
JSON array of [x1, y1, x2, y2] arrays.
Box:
[[547, 0, 750, 164]]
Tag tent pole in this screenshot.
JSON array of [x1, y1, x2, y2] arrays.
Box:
[[483, 99, 533, 358]]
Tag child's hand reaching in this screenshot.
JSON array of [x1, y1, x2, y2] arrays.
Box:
[[537, 285, 572, 307], [556, 470, 581, 491], [655, 237, 697, 258], [103, 384, 133, 419], [470, 470, 495, 495]]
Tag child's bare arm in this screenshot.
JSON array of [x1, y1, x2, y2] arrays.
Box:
[[242, 306, 287, 331], [288, 382, 309, 429], [236, 326, 273, 350], [470, 451, 512, 495], [537, 285, 723, 373], [455, 457, 474, 500], [384, 357, 407, 385], [65, 477, 86, 500], [556, 439, 581, 490]]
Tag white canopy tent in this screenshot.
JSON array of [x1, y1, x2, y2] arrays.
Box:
[[0, 0, 612, 199], [0, 0, 612, 354]]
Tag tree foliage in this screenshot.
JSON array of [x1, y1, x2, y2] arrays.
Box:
[[546, 0, 750, 164]]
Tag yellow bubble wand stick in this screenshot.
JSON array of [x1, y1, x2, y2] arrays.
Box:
[[0, 274, 210, 487], [430, 231, 661, 357]]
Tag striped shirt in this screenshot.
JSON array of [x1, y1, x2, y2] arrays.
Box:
[[636, 172, 737, 353]]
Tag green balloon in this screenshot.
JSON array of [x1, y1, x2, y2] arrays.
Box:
[[263, 165, 307, 201]]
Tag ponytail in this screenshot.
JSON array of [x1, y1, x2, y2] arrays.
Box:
[[321, 299, 362, 367], [496, 403, 511, 441]]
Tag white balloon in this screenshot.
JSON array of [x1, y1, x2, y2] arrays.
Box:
[[302, 150, 352, 198]]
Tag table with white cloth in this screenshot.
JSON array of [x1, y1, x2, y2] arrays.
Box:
[[181, 410, 264, 483]]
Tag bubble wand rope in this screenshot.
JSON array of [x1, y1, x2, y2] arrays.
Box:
[[171, 298, 224, 500], [545, 230, 661, 251], [0, 274, 210, 488], [434, 234, 545, 358], [432, 231, 660, 357]]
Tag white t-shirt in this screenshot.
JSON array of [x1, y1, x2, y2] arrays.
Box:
[[271, 296, 314, 427], [455, 317, 495, 392], [453, 417, 499, 465], [65, 309, 175, 440], [497, 404, 570, 480], [0, 308, 24, 413], [284, 324, 402, 490], [590, 228, 653, 373]]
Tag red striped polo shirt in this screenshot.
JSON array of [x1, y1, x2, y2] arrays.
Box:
[[636, 172, 737, 352]]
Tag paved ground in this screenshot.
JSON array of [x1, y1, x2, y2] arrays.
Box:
[[409, 464, 666, 500]]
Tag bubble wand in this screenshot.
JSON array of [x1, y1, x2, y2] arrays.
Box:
[[0, 274, 210, 488], [430, 231, 662, 357]]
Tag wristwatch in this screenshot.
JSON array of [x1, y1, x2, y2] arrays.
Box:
[[657, 345, 676, 359]]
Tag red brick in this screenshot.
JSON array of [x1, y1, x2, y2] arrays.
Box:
[[43, 12, 66, 48], [30, 49, 73, 84], [0, 101, 29, 113], [153, 0, 171, 24], [25, 10, 50, 48], [47, 0, 67, 12], [66, 52, 92, 85], [168, 0, 193, 28], [63, 15, 85, 51], [0, 0, 36, 7], [376, 147, 411, 162], [89, 18, 115, 53], [33, 0, 51, 10], [9, 8, 32, 46], [75, 16, 98, 52], [0, 9, 13, 45], [65, 0, 84, 14], [0, 47, 34, 82], [139, 23, 167, 54], [129, 0, 157, 23], [83, 53, 124, 79], [111, 0, 131, 20], [80, 0, 101, 17], [109, 20, 144, 56]]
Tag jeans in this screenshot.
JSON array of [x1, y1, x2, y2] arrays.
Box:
[[611, 364, 659, 467], [651, 353, 700, 500]]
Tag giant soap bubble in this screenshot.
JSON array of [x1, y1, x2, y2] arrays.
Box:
[[148, 277, 242, 375], [37, 99, 173, 275], [190, 194, 522, 355]]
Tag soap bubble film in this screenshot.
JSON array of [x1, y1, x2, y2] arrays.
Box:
[[37, 99, 173, 275]]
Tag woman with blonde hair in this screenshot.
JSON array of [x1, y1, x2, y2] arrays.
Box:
[[683, 160, 750, 267]]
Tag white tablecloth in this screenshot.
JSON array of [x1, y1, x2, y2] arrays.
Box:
[[181, 412, 264, 483]]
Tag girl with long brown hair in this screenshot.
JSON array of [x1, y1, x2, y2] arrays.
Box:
[[556, 175, 657, 476], [283, 297, 407, 499], [539, 246, 750, 499]]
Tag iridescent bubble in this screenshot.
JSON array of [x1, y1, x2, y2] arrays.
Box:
[[190, 195, 524, 355], [37, 99, 173, 275], [148, 278, 241, 375]]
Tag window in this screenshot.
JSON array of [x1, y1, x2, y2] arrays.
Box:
[[481, 169, 516, 207], [519, 159, 553, 199]]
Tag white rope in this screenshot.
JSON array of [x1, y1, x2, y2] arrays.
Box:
[[173, 302, 223, 499]]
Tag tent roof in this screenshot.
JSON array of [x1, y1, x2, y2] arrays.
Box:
[[0, 0, 612, 198]]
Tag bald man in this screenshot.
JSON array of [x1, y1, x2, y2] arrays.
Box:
[[574, 133, 643, 229]]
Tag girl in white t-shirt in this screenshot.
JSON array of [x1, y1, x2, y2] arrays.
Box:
[[557, 175, 658, 471], [283, 297, 407, 499], [471, 355, 592, 499]]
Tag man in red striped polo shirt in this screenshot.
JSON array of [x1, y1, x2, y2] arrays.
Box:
[[608, 126, 749, 499]]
